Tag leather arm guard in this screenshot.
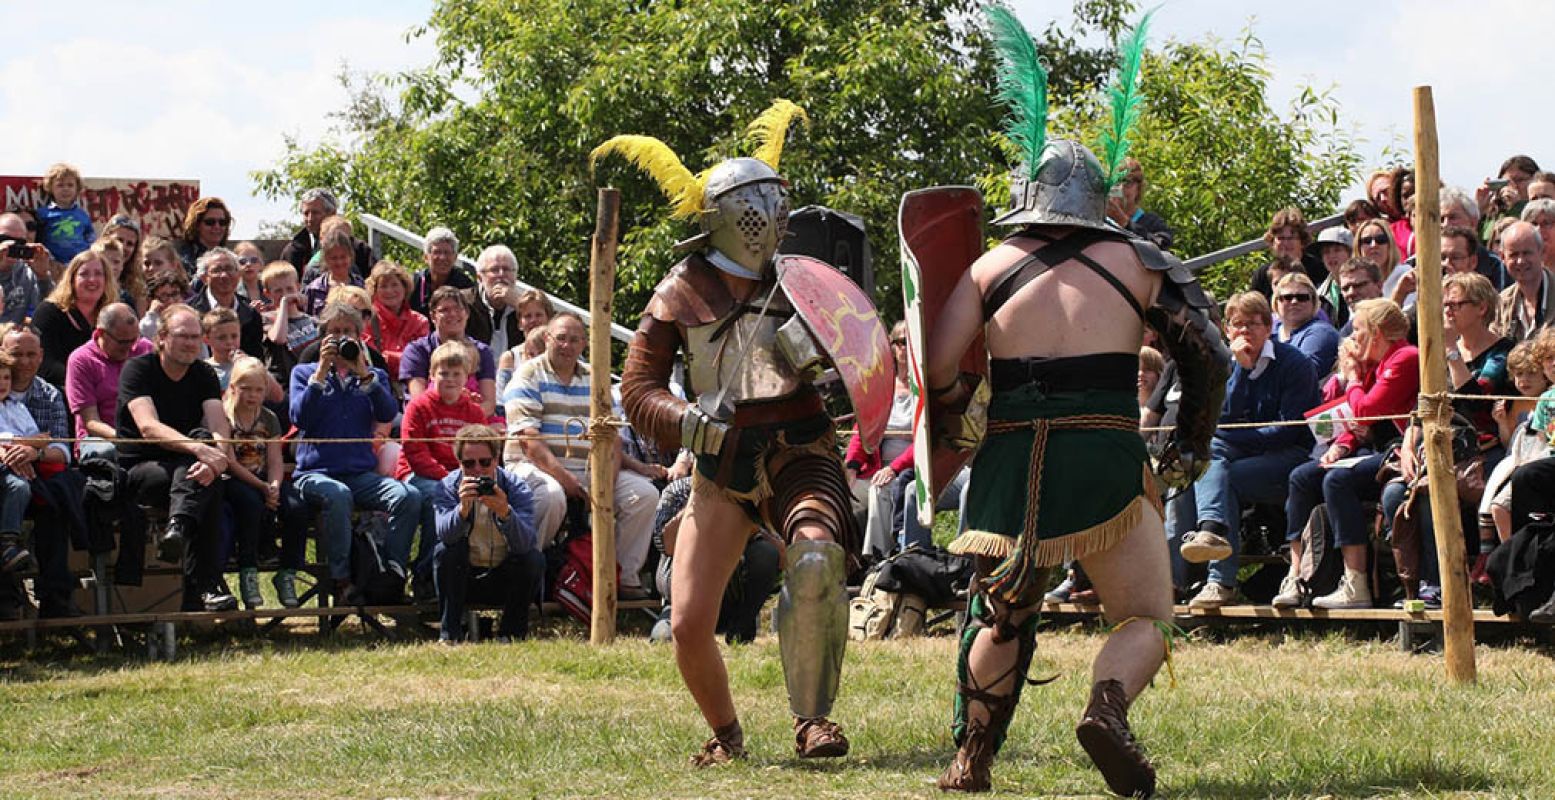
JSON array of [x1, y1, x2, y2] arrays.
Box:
[[1145, 266, 1230, 489], [621, 315, 693, 454], [929, 374, 991, 454]]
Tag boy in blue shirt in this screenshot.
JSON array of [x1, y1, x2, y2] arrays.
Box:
[[36, 163, 95, 265]]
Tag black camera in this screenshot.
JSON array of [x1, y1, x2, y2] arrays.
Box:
[[475, 476, 497, 496], [4, 242, 31, 259], [335, 337, 362, 363]]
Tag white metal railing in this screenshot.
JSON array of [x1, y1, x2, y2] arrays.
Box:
[[1180, 213, 1343, 272], [359, 213, 635, 344]]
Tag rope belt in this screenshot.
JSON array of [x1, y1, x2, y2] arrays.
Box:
[[983, 413, 1140, 600]]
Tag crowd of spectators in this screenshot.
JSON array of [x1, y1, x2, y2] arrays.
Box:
[[5, 149, 1555, 647]]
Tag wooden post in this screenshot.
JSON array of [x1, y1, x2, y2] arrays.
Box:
[[1412, 86, 1477, 683], [588, 188, 621, 645]]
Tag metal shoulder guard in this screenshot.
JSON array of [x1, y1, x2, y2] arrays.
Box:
[[1145, 269, 1229, 489]]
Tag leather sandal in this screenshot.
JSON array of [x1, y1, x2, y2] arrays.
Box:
[[937, 718, 994, 792], [794, 717, 849, 758], [1075, 679, 1155, 798]]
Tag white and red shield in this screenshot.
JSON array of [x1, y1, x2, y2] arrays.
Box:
[[900, 187, 986, 525], [776, 254, 893, 454]]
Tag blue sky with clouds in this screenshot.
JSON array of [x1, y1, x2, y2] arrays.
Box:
[[3, 1, 1546, 244]]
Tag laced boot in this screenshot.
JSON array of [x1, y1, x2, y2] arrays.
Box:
[[937, 717, 996, 792], [1076, 679, 1155, 799], [690, 720, 747, 768], [794, 716, 849, 758]]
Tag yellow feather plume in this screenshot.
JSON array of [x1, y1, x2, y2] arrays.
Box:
[[745, 99, 809, 170], [589, 135, 707, 219]]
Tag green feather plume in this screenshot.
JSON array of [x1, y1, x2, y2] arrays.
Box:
[[1098, 10, 1154, 189], [983, 4, 1048, 180]]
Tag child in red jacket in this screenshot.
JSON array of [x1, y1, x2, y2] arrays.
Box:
[[399, 341, 489, 585]]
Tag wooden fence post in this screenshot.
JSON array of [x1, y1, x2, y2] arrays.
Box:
[[588, 188, 621, 645]]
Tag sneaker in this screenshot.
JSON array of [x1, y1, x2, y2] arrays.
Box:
[[1045, 576, 1076, 604], [1417, 583, 1442, 609], [1180, 530, 1233, 563], [273, 569, 301, 608], [238, 568, 263, 609], [1312, 570, 1372, 609], [0, 537, 36, 574], [202, 589, 239, 612], [1271, 573, 1302, 609], [1188, 581, 1236, 609]]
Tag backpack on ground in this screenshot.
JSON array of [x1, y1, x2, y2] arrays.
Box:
[[551, 533, 622, 627], [349, 512, 405, 606], [1294, 504, 1344, 607], [849, 553, 936, 641]]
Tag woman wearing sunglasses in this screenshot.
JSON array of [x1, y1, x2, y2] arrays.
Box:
[[1272, 272, 1340, 377], [176, 197, 233, 277], [1354, 219, 1407, 302]]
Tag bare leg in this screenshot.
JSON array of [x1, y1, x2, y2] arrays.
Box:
[[1339, 543, 1368, 573], [1493, 505, 1512, 542], [670, 488, 756, 738], [1080, 505, 1174, 697]]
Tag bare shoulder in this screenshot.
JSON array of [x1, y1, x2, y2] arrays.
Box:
[[968, 239, 1042, 287]]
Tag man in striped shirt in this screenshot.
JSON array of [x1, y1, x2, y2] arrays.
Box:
[[507, 312, 659, 599]]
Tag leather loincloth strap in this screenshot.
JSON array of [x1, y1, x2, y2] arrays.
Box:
[[982, 414, 1141, 601]]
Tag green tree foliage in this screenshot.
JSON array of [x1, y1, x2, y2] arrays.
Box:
[[255, 1, 1359, 322], [254, 0, 1006, 324]]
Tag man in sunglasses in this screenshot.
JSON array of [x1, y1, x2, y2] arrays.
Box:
[[1336, 259, 1384, 336], [430, 423, 543, 643], [0, 214, 44, 326]]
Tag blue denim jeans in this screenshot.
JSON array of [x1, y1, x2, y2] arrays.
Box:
[[1193, 439, 1312, 587], [405, 475, 443, 580], [0, 469, 30, 534], [1285, 451, 1388, 549], [900, 466, 970, 551], [1163, 483, 1195, 590], [294, 471, 420, 580]]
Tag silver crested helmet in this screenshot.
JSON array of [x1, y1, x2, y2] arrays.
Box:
[[994, 139, 1110, 230], [700, 157, 790, 277]]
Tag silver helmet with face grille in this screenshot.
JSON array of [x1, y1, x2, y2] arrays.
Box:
[[700, 157, 790, 277]]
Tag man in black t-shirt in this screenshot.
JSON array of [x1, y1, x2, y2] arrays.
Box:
[[117, 304, 235, 611]]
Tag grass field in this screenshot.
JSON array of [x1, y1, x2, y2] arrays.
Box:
[[2, 621, 1554, 799]]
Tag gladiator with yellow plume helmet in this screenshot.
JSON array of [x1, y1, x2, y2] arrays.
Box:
[[595, 100, 861, 766], [921, 6, 1227, 796]]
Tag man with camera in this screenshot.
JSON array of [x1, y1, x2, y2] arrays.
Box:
[[431, 423, 543, 643], [290, 301, 420, 605], [0, 213, 45, 326]]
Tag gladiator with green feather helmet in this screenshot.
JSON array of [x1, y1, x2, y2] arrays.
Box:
[[985, 4, 1153, 231]]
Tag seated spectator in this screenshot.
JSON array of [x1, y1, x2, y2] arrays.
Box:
[[100, 215, 148, 313], [496, 288, 555, 399], [33, 250, 117, 388], [1441, 187, 1508, 290], [1343, 198, 1380, 235], [464, 245, 523, 355], [177, 197, 234, 276], [203, 307, 242, 388], [0, 325, 75, 618], [188, 248, 264, 359], [0, 213, 46, 326], [279, 188, 338, 273], [1336, 258, 1384, 337], [1309, 227, 1353, 326], [116, 304, 236, 611], [219, 356, 301, 609], [233, 242, 266, 308], [35, 162, 95, 266], [1530, 171, 1555, 203], [290, 302, 419, 604], [1275, 299, 1419, 609], [301, 228, 364, 317], [1522, 198, 1555, 270], [410, 226, 474, 315], [65, 303, 152, 460], [1107, 157, 1174, 250], [432, 424, 543, 643], [1476, 154, 1539, 243], [842, 321, 915, 559], [299, 215, 374, 285], [141, 271, 191, 341], [1273, 272, 1341, 375], [651, 474, 780, 645], [1355, 219, 1406, 301], [508, 312, 658, 599], [1250, 207, 1323, 297], [0, 351, 43, 578], [1481, 340, 1553, 550], [1178, 292, 1320, 607], [397, 341, 489, 593], [1444, 273, 1514, 434], [1138, 345, 1164, 417], [364, 260, 428, 380], [140, 235, 183, 283], [1493, 221, 1553, 341], [258, 262, 320, 395], [1386, 166, 1416, 258], [401, 286, 498, 418]]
